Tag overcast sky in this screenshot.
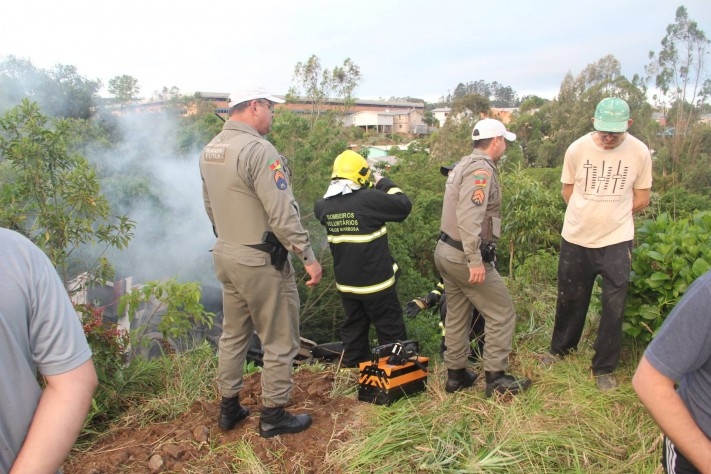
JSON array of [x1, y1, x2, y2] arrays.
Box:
[[2, 0, 709, 103]]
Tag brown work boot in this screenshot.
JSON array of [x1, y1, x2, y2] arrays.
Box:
[[445, 368, 478, 393], [485, 371, 532, 398], [218, 396, 249, 431], [259, 406, 312, 438]]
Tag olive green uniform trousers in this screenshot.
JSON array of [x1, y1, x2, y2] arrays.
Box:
[[213, 239, 300, 408], [434, 240, 515, 372]]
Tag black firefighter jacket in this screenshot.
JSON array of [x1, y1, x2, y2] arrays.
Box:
[[314, 177, 411, 299]]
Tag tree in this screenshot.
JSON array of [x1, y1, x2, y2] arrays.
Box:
[[0, 56, 101, 119], [498, 167, 566, 275], [513, 55, 651, 167], [152, 85, 181, 102], [450, 93, 491, 118], [427, 94, 490, 162], [0, 99, 134, 286], [518, 95, 547, 113], [108, 74, 141, 109], [445, 80, 519, 107], [287, 55, 362, 123], [646, 6, 710, 197]]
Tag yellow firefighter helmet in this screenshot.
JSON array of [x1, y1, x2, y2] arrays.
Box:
[[331, 150, 372, 187]]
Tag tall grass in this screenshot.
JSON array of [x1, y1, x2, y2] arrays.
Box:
[[321, 265, 663, 473], [76, 263, 664, 473]]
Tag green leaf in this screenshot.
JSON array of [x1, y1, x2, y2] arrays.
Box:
[[639, 304, 661, 321], [646, 251, 665, 261], [691, 258, 710, 278], [649, 272, 671, 281]]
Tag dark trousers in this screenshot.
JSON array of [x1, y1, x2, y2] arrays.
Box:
[[663, 436, 700, 473], [339, 290, 408, 367], [551, 239, 632, 375]]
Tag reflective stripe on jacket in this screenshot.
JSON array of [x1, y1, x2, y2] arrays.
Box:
[[314, 177, 411, 298]]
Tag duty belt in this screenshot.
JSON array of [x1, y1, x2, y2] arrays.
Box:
[[439, 232, 463, 251]]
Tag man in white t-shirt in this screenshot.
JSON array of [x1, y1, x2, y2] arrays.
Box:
[[542, 97, 653, 391]]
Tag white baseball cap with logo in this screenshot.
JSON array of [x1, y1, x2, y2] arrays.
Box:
[[228, 83, 285, 108], [471, 118, 516, 141]]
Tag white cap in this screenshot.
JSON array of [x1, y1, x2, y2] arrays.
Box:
[[228, 84, 285, 108], [471, 118, 516, 141]]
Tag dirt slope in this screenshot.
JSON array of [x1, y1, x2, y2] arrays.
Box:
[[63, 370, 361, 474]]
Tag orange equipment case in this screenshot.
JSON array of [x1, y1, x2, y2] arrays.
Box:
[[357, 340, 429, 406]]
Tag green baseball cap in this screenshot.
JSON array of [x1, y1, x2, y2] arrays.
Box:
[[593, 97, 630, 132]]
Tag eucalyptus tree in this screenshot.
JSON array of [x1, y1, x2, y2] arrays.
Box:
[[286, 55, 362, 124], [646, 5, 710, 194]]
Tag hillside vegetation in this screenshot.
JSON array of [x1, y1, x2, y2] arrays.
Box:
[[0, 6, 709, 472]]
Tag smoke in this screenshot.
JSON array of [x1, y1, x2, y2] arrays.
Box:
[[87, 110, 217, 288]]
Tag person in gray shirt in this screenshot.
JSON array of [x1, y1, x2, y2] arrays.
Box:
[[633, 270, 711, 473], [0, 227, 97, 473]]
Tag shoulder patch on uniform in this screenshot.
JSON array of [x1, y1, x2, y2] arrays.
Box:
[[202, 144, 229, 164], [269, 158, 282, 171], [274, 170, 288, 190], [472, 188, 485, 206], [471, 169, 490, 186]]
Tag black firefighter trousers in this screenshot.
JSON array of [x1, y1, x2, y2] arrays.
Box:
[[339, 289, 407, 367]]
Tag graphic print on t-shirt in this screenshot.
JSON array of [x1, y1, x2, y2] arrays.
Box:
[[583, 159, 629, 202]]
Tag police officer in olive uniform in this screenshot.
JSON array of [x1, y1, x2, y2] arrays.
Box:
[[199, 84, 322, 438], [434, 118, 531, 397]]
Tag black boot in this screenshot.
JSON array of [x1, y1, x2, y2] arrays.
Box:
[[218, 396, 249, 431], [445, 368, 478, 393], [259, 406, 312, 438], [485, 371, 532, 398]]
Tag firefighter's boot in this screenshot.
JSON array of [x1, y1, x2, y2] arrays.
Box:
[[485, 371, 532, 398], [259, 406, 312, 438], [445, 368, 478, 393], [218, 396, 249, 431]]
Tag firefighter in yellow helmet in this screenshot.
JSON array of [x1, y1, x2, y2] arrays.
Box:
[[314, 150, 412, 367]]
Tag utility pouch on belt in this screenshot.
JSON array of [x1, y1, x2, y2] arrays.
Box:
[[263, 231, 288, 271], [480, 240, 497, 263]]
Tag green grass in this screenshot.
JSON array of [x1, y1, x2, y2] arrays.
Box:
[[320, 277, 662, 473], [76, 278, 663, 473]]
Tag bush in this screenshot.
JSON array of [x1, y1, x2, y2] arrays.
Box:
[[625, 211, 711, 342], [77, 304, 129, 381]]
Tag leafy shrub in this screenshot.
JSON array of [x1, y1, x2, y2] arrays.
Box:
[[625, 211, 711, 342], [118, 278, 214, 355], [77, 303, 129, 381], [657, 187, 711, 217]]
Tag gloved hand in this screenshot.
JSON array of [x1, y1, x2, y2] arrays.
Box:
[[404, 298, 427, 318], [424, 290, 441, 308]]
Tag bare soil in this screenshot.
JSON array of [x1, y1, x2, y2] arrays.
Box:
[[63, 370, 361, 474]]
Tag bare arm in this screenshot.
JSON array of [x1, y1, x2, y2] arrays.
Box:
[[632, 356, 711, 472], [10, 359, 98, 474], [632, 188, 651, 213], [561, 183, 574, 204]]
